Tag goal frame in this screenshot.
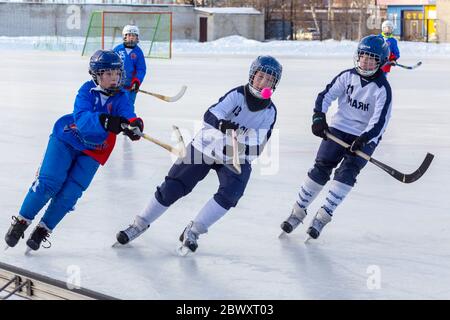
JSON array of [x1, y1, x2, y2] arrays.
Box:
[[82, 10, 173, 59]]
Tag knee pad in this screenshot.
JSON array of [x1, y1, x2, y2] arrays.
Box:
[[308, 165, 332, 186], [31, 176, 62, 198], [334, 166, 361, 186], [214, 191, 242, 210], [155, 178, 188, 207]]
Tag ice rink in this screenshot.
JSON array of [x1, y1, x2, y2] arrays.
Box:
[[1, 49, 449, 299]]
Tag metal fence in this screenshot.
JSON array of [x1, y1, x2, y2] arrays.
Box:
[[266, 18, 448, 43], [266, 19, 377, 41]]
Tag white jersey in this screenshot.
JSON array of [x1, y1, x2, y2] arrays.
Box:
[[315, 68, 392, 143], [192, 85, 277, 163]]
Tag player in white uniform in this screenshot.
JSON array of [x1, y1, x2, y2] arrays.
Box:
[[281, 35, 392, 239], [115, 56, 282, 253]]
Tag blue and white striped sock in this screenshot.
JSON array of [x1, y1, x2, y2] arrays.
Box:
[[321, 180, 352, 215], [297, 176, 324, 209]]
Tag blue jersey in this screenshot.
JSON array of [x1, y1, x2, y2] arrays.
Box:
[[380, 33, 400, 60], [52, 80, 137, 165], [114, 44, 147, 87]]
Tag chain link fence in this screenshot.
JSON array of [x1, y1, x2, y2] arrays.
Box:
[[266, 18, 447, 43]]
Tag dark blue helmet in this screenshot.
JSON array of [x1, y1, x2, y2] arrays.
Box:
[[89, 50, 124, 94], [248, 55, 282, 99], [353, 35, 390, 77]]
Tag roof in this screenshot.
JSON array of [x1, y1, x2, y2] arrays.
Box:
[[194, 7, 261, 15], [377, 0, 435, 5]]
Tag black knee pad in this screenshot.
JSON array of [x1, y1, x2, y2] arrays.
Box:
[[155, 178, 189, 207]]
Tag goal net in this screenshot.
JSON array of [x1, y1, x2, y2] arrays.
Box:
[[82, 11, 172, 59]]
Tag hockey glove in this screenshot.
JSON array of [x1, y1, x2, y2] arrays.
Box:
[[349, 133, 369, 153], [311, 112, 329, 140], [123, 118, 144, 141], [130, 78, 140, 92], [218, 120, 239, 134], [99, 114, 129, 134]]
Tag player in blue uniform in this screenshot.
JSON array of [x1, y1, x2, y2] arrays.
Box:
[[114, 25, 147, 111], [4, 50, 144, 252], [281, 35, 392, 240], [115, 56, 282, 253], [380, 20, 400, 74]]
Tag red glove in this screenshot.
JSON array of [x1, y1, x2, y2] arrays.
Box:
[[130, 78, 140, 92], [123, 118, 144, 141]]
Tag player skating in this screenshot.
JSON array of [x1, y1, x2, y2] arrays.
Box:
[[114, 25, 146, 111], [281, 35, 392, 240], [115, 56, 282, 254], [4, 50, 144, 253]]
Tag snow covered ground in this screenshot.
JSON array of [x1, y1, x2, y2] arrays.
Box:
[[1, 35, 450, 57], [0, 41, 449, 299]]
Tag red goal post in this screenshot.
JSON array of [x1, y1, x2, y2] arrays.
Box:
[[82, 11, 172, 59]]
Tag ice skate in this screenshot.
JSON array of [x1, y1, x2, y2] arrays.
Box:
[[4, 216, 31, 249], [177, 221, 204, 256], [25, 223, 51, 253], [279, 202, 307, 237], [113, 216, 149, 247], [305, 207, 332, 241]]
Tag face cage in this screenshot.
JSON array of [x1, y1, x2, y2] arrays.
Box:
[[249, 67, 280, 99], [92, 68, 124, 94], [382, 26, 394, 35], [123, 34, 139, 47], [353, 50, 382, 77]]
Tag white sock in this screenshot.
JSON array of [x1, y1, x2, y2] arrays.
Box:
[[321, 180, 353, 215], [297, 176, 324, 209], [137, 196, 169, 225], [193, 198, 228, 232]]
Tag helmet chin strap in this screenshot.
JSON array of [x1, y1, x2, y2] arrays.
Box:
[[124, 41, 137, 48], [357, 66, 378, 77], [123, 36, 139, 48], [248, 85, 263, 99]]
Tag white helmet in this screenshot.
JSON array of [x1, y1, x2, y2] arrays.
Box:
[[381, 20, 394, 35], [122, 25, 140, 37], [122, 25, 140, 47]]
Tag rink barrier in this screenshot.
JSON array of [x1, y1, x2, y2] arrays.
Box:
[[0, 261, 117, 300]]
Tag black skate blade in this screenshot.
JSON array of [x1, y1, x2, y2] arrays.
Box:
[[278, 231, 288, 238], [111, 242, 121, 248], [24, 247, 33, 255], [111, 242, 132, 248], [4, 244, 10, 251]]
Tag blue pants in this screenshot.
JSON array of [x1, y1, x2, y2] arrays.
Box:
[[127, 90, 137, 113], [308, 128, 377, 187], [155, 145, 252, 210], [19, 135, 99, 230]]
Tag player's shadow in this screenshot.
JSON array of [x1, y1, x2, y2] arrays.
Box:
[[121, 136, 135, 177], [279, 235, 359, 299]]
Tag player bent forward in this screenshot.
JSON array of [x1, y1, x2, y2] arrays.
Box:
[[116, 56, 282, 253]]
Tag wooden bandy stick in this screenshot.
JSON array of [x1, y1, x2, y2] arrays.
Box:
[[123, 124, 186, 158], [138, 85, 187, 102], [231, 130, 242, 175]]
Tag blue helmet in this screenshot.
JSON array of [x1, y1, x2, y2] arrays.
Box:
[[89, 50, 124, 94], [353, 35, 390, 77], [248, 55, 282, 99]]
